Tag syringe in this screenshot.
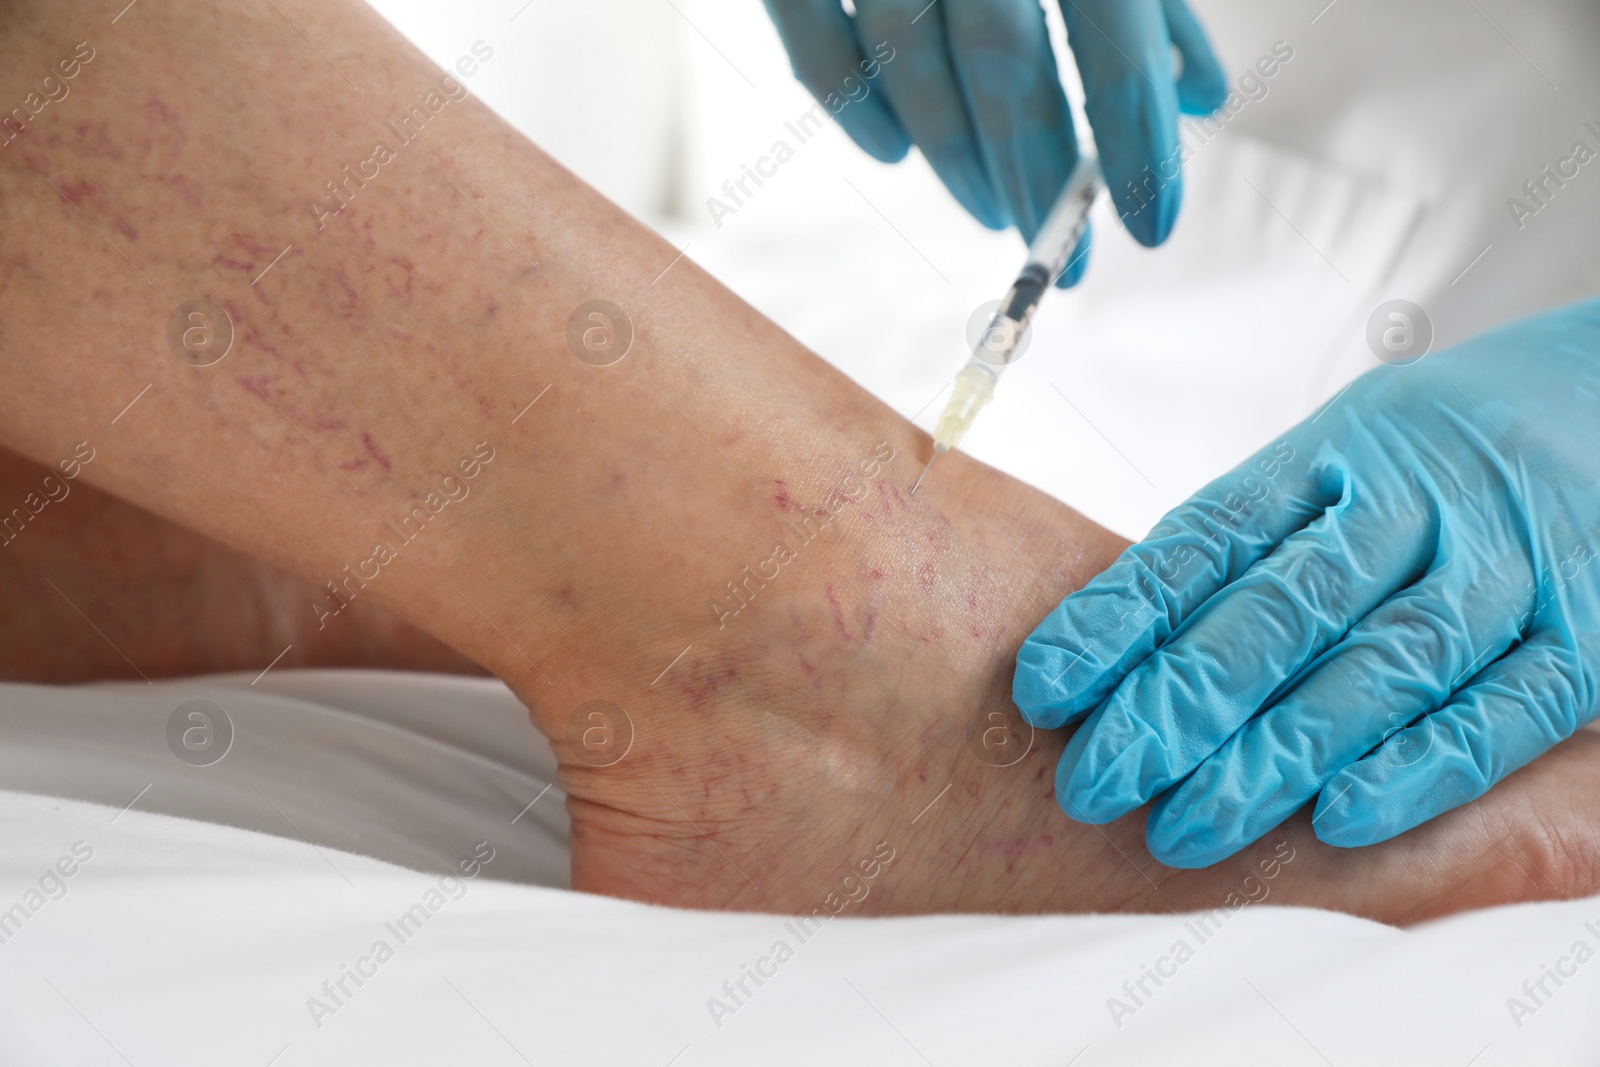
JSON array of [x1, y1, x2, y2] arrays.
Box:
[[910, 155, 1103, 494]]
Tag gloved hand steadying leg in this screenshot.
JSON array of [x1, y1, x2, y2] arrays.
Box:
[[1015, 299, 1600, 867]]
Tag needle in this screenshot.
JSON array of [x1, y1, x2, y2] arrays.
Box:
[[910, 449, 939, 495]]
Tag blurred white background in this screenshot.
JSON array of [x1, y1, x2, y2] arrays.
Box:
[[365, 0, 1600, 539]]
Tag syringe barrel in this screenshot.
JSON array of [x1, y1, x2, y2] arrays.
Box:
[[1028, 154, 1101, 279], [969, 304, 1027, 374], [972, 156, 1100, 372]]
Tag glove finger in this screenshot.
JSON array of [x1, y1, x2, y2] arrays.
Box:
[[1015, 435, 1325, 729], [1313, 632, 1592, 848], [1160, 0, 1229, 114], [761, 0, 911, 162], [853, 0, 1007, 229], [1057, 480, 1438, 825], [1060, 0, 1182, 246], [943, 0, 1079, 243], [1146, 544, 1535, 868]]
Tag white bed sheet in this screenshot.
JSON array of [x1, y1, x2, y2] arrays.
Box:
[[0, 671, 1596, 1066]]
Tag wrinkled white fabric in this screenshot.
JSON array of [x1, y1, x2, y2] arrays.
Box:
[[0, 672, 1596, 1066]]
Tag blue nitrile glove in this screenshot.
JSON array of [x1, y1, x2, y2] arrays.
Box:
[[760, 0, 1229, 287], [1014, 299, 1600, 867]]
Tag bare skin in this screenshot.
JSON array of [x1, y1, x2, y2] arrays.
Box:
[[0, 0, 1595, 925], [0, 446, 481, 682]]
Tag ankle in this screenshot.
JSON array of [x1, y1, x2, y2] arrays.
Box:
[[484, 436, 1129, 910]]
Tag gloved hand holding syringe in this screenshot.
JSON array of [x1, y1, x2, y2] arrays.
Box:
[[911, 154, 1103, 495]]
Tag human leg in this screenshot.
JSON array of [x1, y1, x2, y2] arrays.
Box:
[[0, 0, 1591, 922]]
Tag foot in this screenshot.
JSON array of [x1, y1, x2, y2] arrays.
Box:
[[518, 442, 1600, 924]]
